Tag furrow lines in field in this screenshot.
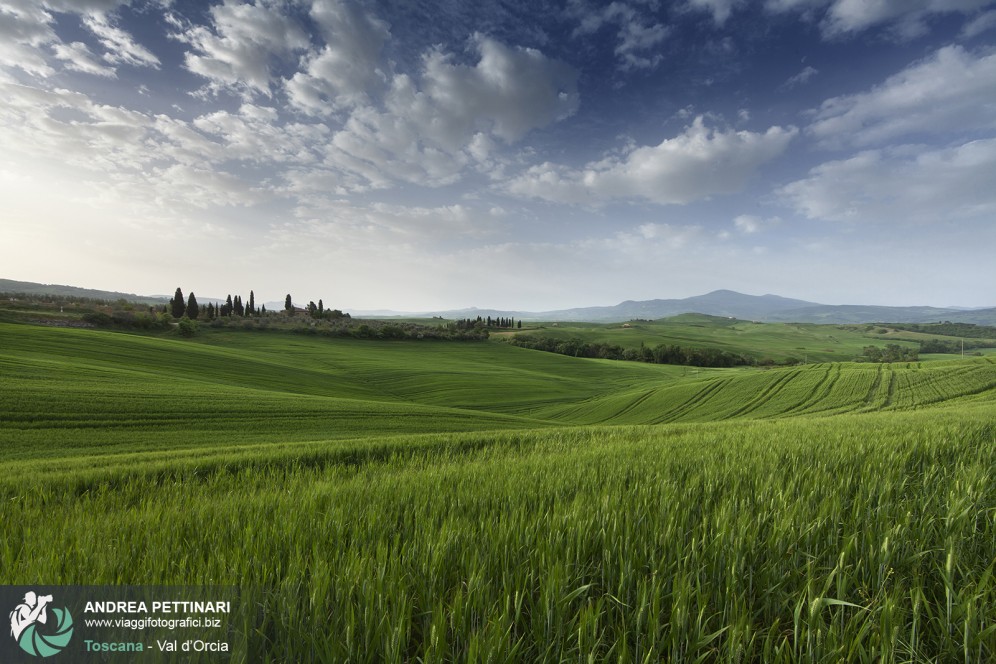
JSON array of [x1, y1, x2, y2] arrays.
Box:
[[863, 365, 884, 406], [652, 378, 732, 423], [721, 370, 801, 420], [607, 388, 660, 421], [777, 365, 835, 416]]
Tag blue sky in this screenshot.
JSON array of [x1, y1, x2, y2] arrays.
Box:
[[2, 0, 995, 311]]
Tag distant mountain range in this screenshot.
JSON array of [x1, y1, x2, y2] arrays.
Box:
[[0, 278, 168, 304], [360, 289, 996, 325], [4, 279, 995, 325]]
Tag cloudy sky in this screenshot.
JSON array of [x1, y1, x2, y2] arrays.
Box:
[[2, 0, 995, 311]]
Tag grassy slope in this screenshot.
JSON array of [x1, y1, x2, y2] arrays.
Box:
[[3, 322, 996, 661], [494, 314, 995, 363], [4, 323, 996, 463], [0, 322, 694, 462]]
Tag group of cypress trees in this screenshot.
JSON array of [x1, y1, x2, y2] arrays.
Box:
[[167, 288, 266, 320], [454, 316, 521, 330], [167, 288, 347, 322]]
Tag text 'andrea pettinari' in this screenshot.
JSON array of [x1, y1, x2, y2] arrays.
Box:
[[83, 600, 231, 614]]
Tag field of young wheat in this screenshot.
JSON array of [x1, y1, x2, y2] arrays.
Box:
[[2, 321, 994, 662]]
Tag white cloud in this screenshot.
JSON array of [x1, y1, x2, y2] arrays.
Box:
[[0, 2, 58, 77], [284, 0, 389, 115], [0, 82, 154, 171], [765, 0, 995, 39], [783, 65, 818, 88], [778, 138, 996, 223], [150, 164, 265, 208], [686, 0, 745, 26], [322, 34, 578, 189], [52, 40, 116, 77], [734, 215, 766, 234], [506, 116, 797, 205], [82, 13, 160, 69], [0, 81, 283, 213], [174, 0, 310, 97], [0, 1, 147, 79], [571, 2, 670, 70], [287, 200, 493, 243], [191, 104, 327, 164], [961, 9, 996, 37], [419, 35, 579, 144], [809, 45, 996, 148]]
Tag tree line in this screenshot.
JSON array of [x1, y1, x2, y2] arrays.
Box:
[[166, 288, 352, 322], [861, 344, 919, 363], [453, 316, 521, 330], [886, 322, 996, 339], [504, 334, 753, 368]]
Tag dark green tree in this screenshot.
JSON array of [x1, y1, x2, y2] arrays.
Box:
[[170, 288, 185, 318], [186, 292, 199, 320], [285, 294, 293, 314], [248, 290, 255, 317], [177, 316, 196, 337], [223, 295, 233, 317], [234, 295, 244, 317], [318, 299, 324, 318]]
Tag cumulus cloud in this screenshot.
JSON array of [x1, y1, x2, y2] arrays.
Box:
[[82, 13, 160, 69], [0, 2, 153, 79], [0, 2, 58, 77], [192, 104, 328, 164], [809, 45, 996, 148], [284, 0, 389, 115], [506, 116, 797, 205], [765, 0, 995, 39], [173, 0, 310, 97], [52, 41, 116, 77], [321, 33, 579, 189], [0, 82, 153, 171], [571, 2, 670, 70], [778, 138, 996, 223]]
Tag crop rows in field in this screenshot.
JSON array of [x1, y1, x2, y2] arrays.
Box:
[[3, 409, 995, 662], [3, 323, 996, 661], [538, 359, 996, 425], [5, 324, 996, 463]]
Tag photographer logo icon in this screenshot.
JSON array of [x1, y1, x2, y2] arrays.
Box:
[[9, 591, 74, 657]]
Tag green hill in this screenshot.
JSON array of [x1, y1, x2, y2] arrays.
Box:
[[2, 321, 995, 662]]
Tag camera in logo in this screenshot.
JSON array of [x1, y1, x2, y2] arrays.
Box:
[[9, 591, 74, 657]]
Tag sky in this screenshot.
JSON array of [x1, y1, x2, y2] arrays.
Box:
[[1, 0, 995, 312]]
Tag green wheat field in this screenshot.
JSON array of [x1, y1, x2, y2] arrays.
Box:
[[2, 321, 995, 662]]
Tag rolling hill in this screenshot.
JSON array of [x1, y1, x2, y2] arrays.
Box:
[[3, 319, 995, 661]]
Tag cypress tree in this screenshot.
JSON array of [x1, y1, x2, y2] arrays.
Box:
[[186, 292, 199, 320], [248, 290, 255, 317], [318, 299, 324, 318], [171, 288, 185, 318], [224, 295, 233, 317], [235, 295, 244, 317], [285, 294, 293, 315]]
